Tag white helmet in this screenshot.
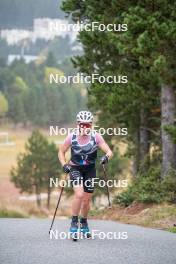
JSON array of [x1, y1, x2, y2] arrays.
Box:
[[76, 111, 93, 123]]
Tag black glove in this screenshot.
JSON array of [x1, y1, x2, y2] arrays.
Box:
[[63, 164, 71, 173], [100, 155, 109, 165]]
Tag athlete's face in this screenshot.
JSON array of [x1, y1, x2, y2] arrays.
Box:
[[78, 122, 92, 135]]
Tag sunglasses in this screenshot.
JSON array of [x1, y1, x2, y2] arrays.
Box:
[[78, 122, 92, 128]]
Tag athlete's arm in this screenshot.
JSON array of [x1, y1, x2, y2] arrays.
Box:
[[96, 133, 113, 159], [58, 134, 71, 166], [99, 141, 113, 159]]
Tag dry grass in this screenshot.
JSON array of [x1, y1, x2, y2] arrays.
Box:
[[0, 125, 67, 218], [0, 192, 72, 218], [0, 125, 64, 180], [89, 203, 176, 231]]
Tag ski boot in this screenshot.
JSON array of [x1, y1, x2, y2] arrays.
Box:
[[80, 217, 91, 239], [70, 216, 79, 241]]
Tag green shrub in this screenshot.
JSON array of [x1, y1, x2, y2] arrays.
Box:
[[114, 166, 165, 206], [134, 167, 164, 203], [113, 186, 135, 206], [114, 166, 176, 207], [168, 227, 176, 233], [0, 208, 26, 218], [162, 169, 176, 202]]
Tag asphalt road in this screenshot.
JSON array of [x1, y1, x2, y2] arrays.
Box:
[[0, 219, 176, 264]]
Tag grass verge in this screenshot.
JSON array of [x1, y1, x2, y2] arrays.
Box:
[[0, 208, 27, 218], [89, 203, 176, 231]]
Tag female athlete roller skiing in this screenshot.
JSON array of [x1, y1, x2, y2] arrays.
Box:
[[58, 111, 113, 239]]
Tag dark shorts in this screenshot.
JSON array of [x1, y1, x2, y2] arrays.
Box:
[[69, 165, 96, 193]]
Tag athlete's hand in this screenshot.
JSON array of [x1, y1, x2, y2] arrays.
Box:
[[100, 155, 109, 165], [63, 164, 71, 173]]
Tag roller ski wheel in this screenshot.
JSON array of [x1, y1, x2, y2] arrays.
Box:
[[71, 231, 78, 242], [80, 227, 91, 239], [70, 224, 79, 242]]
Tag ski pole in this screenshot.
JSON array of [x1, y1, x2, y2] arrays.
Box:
[[49, 176, 66, 234], [102, 164, 111, 208]]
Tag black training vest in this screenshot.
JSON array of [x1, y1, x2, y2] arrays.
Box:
[[71, 132, 98, 165]]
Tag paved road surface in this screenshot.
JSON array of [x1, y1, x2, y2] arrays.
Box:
[[0, 219, 176, 264]]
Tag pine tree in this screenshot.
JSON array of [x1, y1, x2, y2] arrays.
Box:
[[62, 0, 176, 177], [11, 130, 61, 208]]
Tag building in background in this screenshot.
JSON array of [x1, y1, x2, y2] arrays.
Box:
[[1, 18, 78, 45]]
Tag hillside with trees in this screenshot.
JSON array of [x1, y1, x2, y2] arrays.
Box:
[[62, 0, 176, 204], [0, 54, 87, 126]]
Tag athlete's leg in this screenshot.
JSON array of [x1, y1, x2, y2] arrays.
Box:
[[69, 167, 84, 216], [69, 168, 84, 236], [72, 185, 84, 216], [81, 166, 96, 217], [80, 192, 93, 218], [80, 192, 93, 237], [79, 166, 96, 237]]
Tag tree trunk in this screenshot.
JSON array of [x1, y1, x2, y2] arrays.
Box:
[[132, 130, 140, 176], [47, 183, 51, 210], [139, 108, 150, 172], [35, 185, 41, 208], [161, 84, 176, 178]]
